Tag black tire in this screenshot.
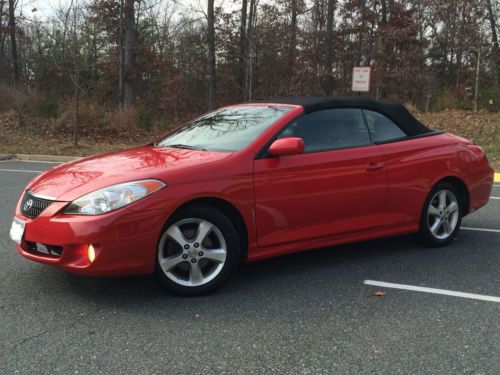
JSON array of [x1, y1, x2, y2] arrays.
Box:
[[417, 182, 463, 247], [155, 205, 242, 296]]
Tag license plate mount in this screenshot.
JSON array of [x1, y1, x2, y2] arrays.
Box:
[[9, 218, 26, 245]]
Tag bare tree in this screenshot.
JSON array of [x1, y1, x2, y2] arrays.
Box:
[[119, 0, 124, 106], [357, 0, 366, 66], [8, 0, 18, 83], [72, 1, 80, 146], [207, 0, 216, 109], [485, 0, 499, 82], [474, 43, 481, 113], [455, 0, 469, 86], [245, 0, 257, 101], [321, 0, 336, 95], [289, 0, 298, 73], [123, 0, 136, 109], [0, 0, 6, 56], [239, 0, 248, 101], [379, 0, 389, 98], [2, 0, 500, 124]]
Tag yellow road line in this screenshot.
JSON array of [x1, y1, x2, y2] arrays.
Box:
[[495, 173, 500, 183]]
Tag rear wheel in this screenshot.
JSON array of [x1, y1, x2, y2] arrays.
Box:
[[155, 205, 241, 296], [417, 182, 463, 246]]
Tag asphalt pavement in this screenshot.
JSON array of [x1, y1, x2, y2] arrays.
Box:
[[1, 160, 499, 374]]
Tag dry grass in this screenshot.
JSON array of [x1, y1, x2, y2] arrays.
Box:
[[415, 109, 500, 168], [0, 110, 159, 157], [1, 108, 499, 169]]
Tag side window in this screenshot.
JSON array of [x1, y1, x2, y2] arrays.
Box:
[[363, 110, 406, 143], [278, 108, 371, 153]]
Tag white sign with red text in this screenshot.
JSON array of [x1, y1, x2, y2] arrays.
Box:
[[352, 67, 371, 92]]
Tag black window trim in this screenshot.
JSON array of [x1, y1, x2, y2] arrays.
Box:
[[373, 129, 443, 145], [255, 107, 442, 159]]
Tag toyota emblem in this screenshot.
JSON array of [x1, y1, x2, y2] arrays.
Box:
[[24, 199, 34, 211]]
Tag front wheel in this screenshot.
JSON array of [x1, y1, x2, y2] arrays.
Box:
[[155, 205, 242, 296], [417, 182, 463, 247]]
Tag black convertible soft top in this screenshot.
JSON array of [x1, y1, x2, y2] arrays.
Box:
[[256, 96, 432, 136]]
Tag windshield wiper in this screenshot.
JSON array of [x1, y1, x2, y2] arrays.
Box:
[[161, 143, 206, 151]]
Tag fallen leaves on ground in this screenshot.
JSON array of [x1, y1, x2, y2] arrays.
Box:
[[0, 109, 498, 161]]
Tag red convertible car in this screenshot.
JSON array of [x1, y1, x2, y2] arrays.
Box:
[[10, 97, 494, 295]]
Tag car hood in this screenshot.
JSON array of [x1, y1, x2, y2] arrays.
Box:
[[27, 146, 232, 201]]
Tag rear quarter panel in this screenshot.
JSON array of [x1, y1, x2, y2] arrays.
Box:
[[376, 133, 469, 228], [450, 134, 494, 212]]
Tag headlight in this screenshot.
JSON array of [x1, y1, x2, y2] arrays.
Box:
[[64, 179, 166, 215]]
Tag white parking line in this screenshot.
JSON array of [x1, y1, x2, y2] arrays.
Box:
[[0, 168, 42, 173], [490, 197, 500, 200], [462, 227, 500, 233], [364, 280, 500, 303]]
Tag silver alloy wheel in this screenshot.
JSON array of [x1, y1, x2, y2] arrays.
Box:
[[157, 218, 227, 287], [427, 189, 460, 240]]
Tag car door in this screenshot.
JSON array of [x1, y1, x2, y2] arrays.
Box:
[[253, 108, 387, 248], [362, 109, 452, 228]]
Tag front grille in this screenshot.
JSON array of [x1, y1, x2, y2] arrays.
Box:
[[25, 241, 63, 257], [20, 191, 53, 218]]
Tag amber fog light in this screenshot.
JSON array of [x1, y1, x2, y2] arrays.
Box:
[[88, 244, 96, 263]]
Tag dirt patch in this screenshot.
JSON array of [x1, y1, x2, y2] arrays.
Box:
[[1, 109, 499, 165]]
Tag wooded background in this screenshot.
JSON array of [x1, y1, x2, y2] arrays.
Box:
[[0, 0, 498, 144]]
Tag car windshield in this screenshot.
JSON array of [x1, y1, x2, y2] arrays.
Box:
[[157, 105, 293, 152]]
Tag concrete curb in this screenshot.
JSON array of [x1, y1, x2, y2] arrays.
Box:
[[13, 154, 81, 163], [0, 154, 15, 161]]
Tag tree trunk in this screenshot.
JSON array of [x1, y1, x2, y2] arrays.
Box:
[[207, 0, 217, 109], [455, 0, 468, 86], [0, 0, 5, 57], [207, 0, 216, 109], [74, 60, 79, 147], [321, 0, 335, 96], [238, 0, 248, 101], [289, 0, 297, 73], [485, 0, 500, 82], [119, 0, 124, 107], [379, 0, 389, 98], [123, 0, 136, 110], [72, 1, 80, 147], [8, 0, 19, 83], [245, 0, 256, 101], [474, 45, 481, 113], [357, 0, 365, 66], [381, 0, 387, 24]]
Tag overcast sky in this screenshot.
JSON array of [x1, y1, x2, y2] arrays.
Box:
[[19, 0, 233, 20], [19, 0, 64, 18]]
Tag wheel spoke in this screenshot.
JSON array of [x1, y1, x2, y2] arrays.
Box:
[[448, 201, 459, 213], [166, 225, 187, 247], [430, 218, 442, 235], [428, 204, 440, 216], [442, 219, 452, 234], [189, 262, 204, 285], [195, 221, 213, 245], [438, 191, 447, 209], [203, 249, 226, 263], [160, 255, 184, 272]]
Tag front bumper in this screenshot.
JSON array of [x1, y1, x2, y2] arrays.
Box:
[[14, 200, 168, 276]]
